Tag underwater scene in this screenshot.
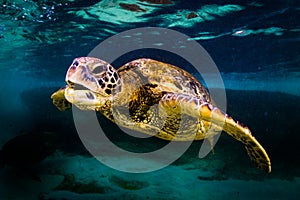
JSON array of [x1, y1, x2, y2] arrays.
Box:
[[0, 0, 299, 199]]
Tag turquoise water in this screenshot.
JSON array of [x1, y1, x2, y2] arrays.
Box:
[[0, 0, 299, 199]]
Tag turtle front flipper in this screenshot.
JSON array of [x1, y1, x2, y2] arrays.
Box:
[[222, 112, 271, 173], [51, 86, 72, 111], [161, 93, 271, 173]]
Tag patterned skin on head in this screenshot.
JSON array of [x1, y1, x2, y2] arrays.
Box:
[[66, 57, 121, 97]]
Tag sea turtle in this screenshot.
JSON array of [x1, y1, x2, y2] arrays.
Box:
[[51, 57, 271, 172]]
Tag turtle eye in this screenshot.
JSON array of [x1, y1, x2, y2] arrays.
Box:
[[92, 66, 104, 74]]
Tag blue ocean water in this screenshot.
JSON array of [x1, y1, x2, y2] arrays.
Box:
[[0, 0, 299, 199]]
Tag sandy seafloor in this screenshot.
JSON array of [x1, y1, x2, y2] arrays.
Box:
[[0, 88, 299, 200]]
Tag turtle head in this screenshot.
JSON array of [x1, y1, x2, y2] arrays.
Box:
[[66, 57, 120, 96], [64, 57, 121, 110]]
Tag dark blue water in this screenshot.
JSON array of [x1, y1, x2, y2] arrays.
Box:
[[0, 0, 299, 199]]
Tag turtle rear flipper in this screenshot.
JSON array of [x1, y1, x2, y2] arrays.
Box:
[[161, 93, 271, 173], [51, 86, 72, 111]]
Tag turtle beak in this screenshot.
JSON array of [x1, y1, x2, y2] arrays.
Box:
[[66, 80, 92, 91]]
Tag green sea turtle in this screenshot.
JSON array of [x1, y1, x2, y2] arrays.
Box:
[[51, 57, 271, 172]]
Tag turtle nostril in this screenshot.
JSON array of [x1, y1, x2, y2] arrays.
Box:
[[70, 66, 76, 70], [73, 61, 79, 67]]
